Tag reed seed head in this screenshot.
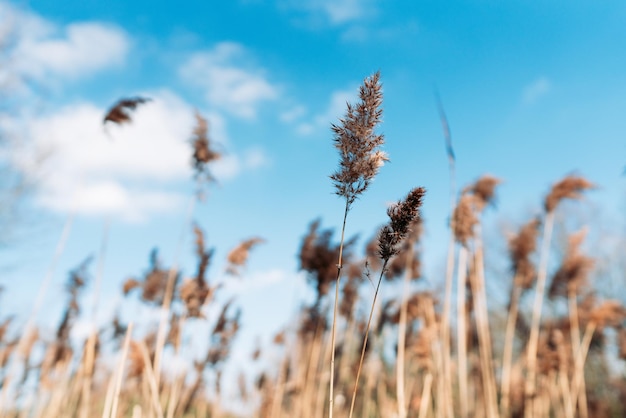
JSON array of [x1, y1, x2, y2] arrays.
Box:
[[509, 217, 541, 289], [465, 175, 501, 210], [544, 175, 594, 213], [452, 193, 478, 246], [299, 219, 355, 301], [548, 228, 594, 298], [226, 237, 265, 275], [191, 111, 221, 183], [103, 97, 150, 125], [588, 300, 626, 330], [330, 71, 386, 206], [378, 187, 426, 261]]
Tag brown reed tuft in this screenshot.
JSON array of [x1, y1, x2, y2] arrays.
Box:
[[103, 97, 150, 125], [178, 227, 216, 318], [548, 228, 594, 298], [273, 330, 286, 345], [41, 257, 92, 377], [536, 329, 563, 375], [191, 111, 221, 181], [166, 313, 181, 348], [298, 305, 328, 338], [122, 278, 140, 295], [226, 237, 265, 275], [193, 224, 212, 287], [452, 193, 478, 245], [111, 314, 127, 342], [127, 340, 145, 379], [339, 270, 360, 318], [330, 71, 387, 206], [134, 249, 177, 304], [509, 217, 541, 289], [544, 175, 594, 213], [588, 300, 626, 330], [465, 175, 501, 210], [378, 187, 426, 261], [299, 219, 356, 302], [385, 216, 422, 280], [179, 280, 210, 319], [206, 300, 241, 366]]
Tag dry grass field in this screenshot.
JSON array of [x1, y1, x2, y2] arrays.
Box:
[[1, 72, 625, 418]]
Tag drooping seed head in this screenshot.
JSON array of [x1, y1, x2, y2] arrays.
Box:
[[544, 175, 594, 213]]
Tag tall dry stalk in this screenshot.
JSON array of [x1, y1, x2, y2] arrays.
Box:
[[465, 176, 500, 418], [79, 220, 109, 418], [501, 217, 540, 417], [524, 176, 593, 417], [327, 71, 387, 418], [395, 219, 422, 418], [154, 110, 220, 391], [0, 217, 73, 411], [152, 196, 195, 391], [396, 244, 415, 418], [451, 193, 477, 418], [435, 89, 456, 418], [348, 187, 425, 418], [102, 322, 134, 418]]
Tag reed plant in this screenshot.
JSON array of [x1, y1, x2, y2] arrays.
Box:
[[1, 73, 625, 418]]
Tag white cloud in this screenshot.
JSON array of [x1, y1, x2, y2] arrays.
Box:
[[323, 0, 373, 24], [280, 105, 307, 123], [223, 268, 289, 294], [5, 91, 268, 221], [295, 87, 356, 135], [16, 23, 129, 80], [179, 42, 278, 119], [1, 2, 129, 82], [212, 147, 270, 181], [522, 76, 552, 105], [279, 0, 378, 26], [340, 19, 420, 43]]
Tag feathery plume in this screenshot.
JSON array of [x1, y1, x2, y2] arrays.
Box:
[[548, 228, 594, 299], [509, 217, 541, 289], [226, 237, 266, 275], [465, 175, 501, 210], [139, 249, 176, 305], [378, 187, 426, 261], [191, 111, 221, 181], [384, 216, 423, 280], [544, 175, 594, 213], [299, 219, 356, 302], [122, 278, 140, 295], [103, 97, 150, 125], [452, 194, 478, 246], [330, 71, 387, 206], [588, 300, 626, 330]]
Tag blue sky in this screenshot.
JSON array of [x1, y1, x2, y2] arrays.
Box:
[[1, 0, 626, 402]]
